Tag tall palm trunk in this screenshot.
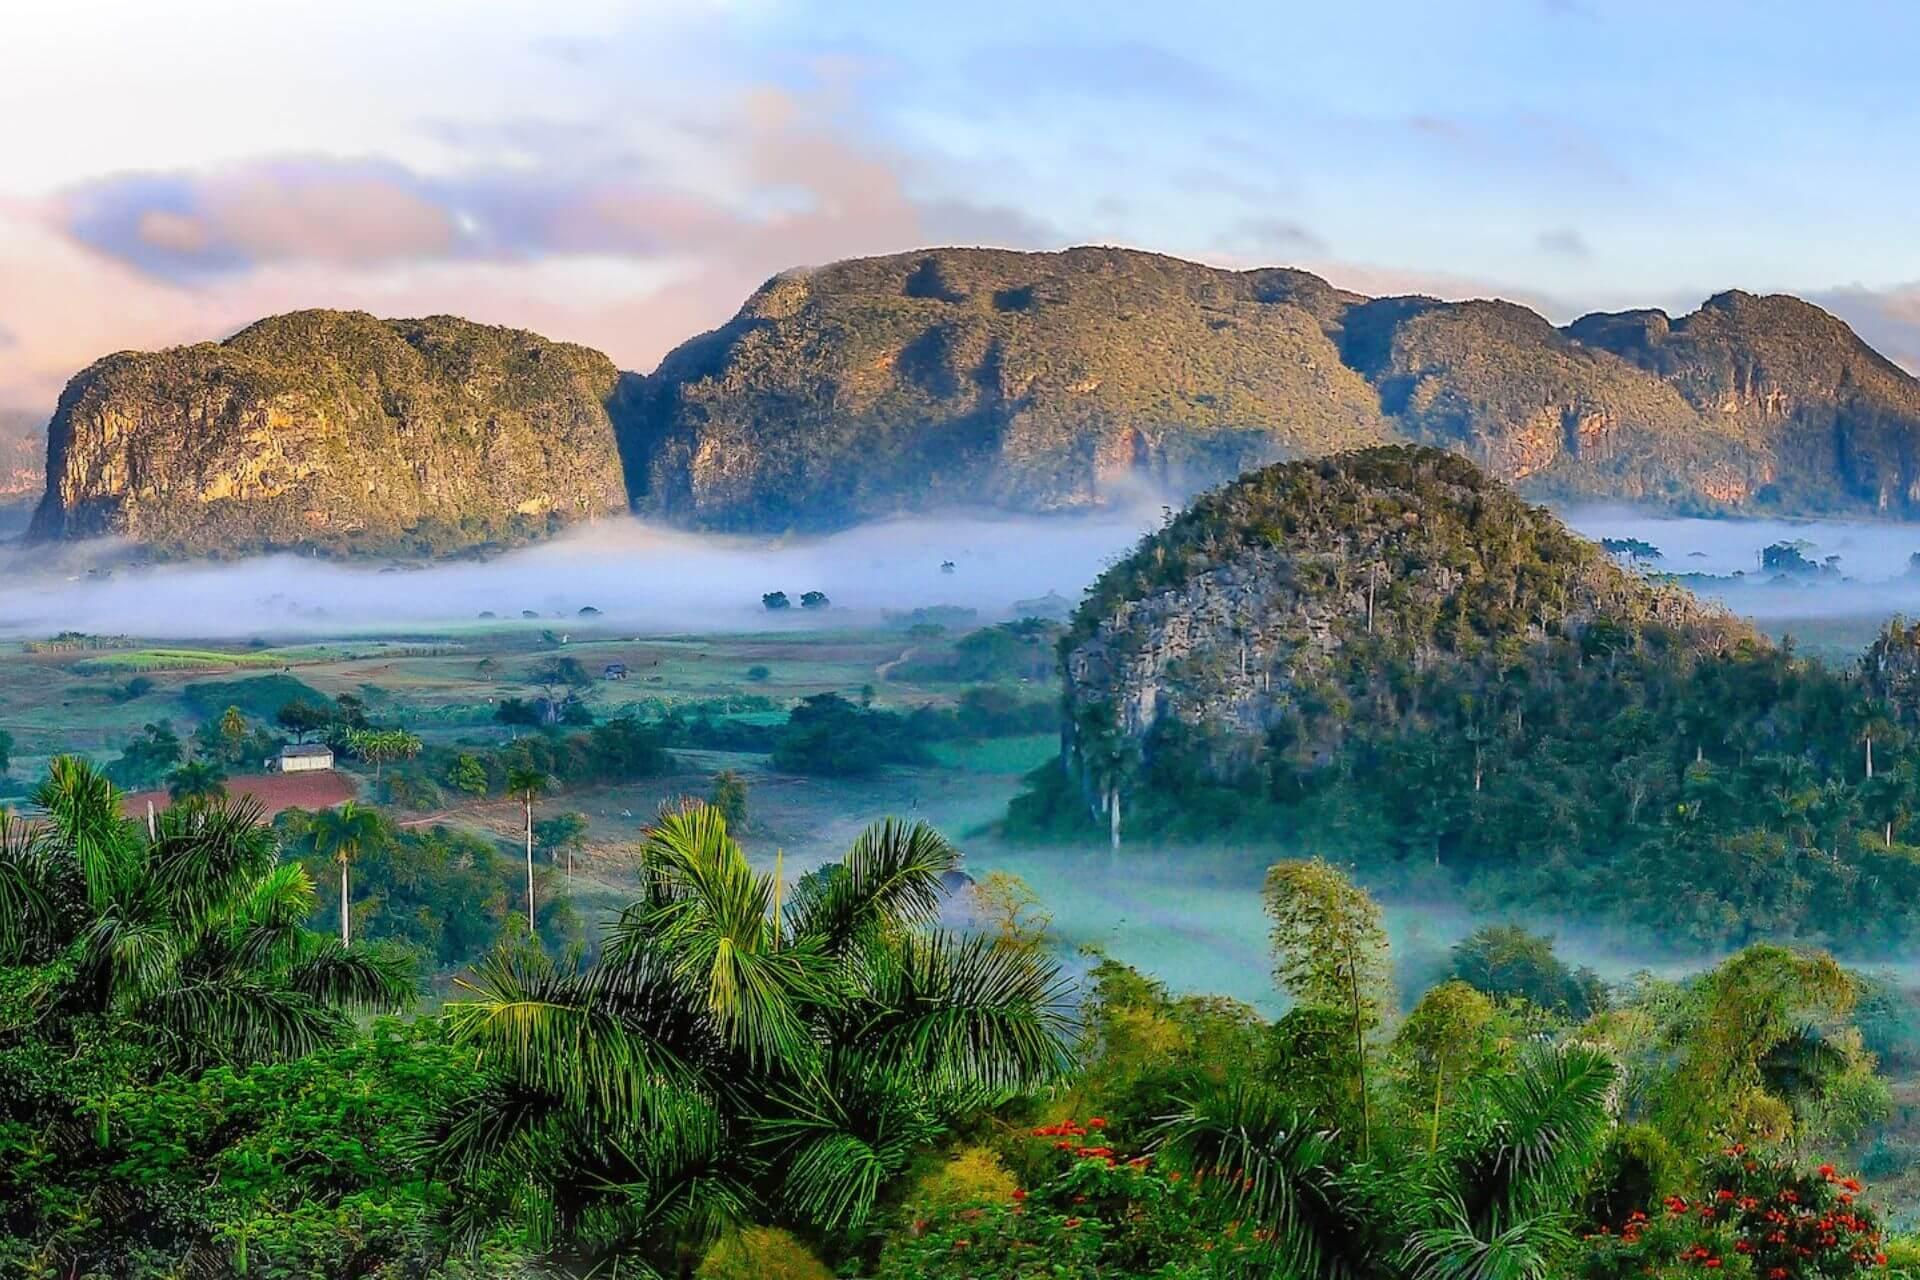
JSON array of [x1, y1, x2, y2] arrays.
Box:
[[1346, 934, 1371, 1158], [340, 857, 351, 947], [524, 792, 536, 925]]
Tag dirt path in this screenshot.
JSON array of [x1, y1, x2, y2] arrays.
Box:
[[875, 645, 918, 682]]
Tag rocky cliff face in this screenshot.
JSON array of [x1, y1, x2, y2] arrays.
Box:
[[1057, 446, 1746, 804], [28, 311, 631, 556], [628, 247, 1920, 528], [625, 248, 1394, 530]]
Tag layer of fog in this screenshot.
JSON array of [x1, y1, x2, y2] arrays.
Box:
[[0, 507, 1159, 640], [974, 841, 1869, 1016], [1560, 505, 1920, 620]]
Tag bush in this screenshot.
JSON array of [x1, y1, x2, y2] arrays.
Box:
[[1581, 1147, 1888, 1280], [770, 693, 932, 776], [909, 1145, 1019, 1213], [698, 1227, 834, 1280]]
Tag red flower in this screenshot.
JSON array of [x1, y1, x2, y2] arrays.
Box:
[[1011, 1188, 1027, 1202], [1064, 1217, 1082, 1229], [1088, 1117, 1108, 1129], [1819, 1163, 1837, 1180]]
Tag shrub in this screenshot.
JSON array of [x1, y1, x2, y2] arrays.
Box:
[[1582, 1147, 1887, 1280], [909, 1145, 1019, 1213], [698, 1227, 833, 1280]]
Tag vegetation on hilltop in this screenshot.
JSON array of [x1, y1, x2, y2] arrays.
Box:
[[1023, 444, 1920, 950], [29, 310, 630, 556]]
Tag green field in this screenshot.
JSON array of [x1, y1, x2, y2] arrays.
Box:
[[70, 647, 286, 674]]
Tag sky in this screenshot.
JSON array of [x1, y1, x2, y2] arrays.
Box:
[[7, 0, 1920, 414]]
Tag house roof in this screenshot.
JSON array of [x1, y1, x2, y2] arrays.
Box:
[[281, 743, 334, 758]]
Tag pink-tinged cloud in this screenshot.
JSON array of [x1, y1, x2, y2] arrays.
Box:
[[0, 87, 1060, 416]]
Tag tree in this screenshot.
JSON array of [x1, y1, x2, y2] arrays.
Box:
[[447, 752, 489, 796], [799, 590, 830, 609], [166, 759, 229, 804], [346, 728, 422, 782], [1450, 924, 1606, 1019], [762, 591, 791, 610], [534, 811, 589, 878], [528, 658, 592, 724], [1262, 858, 1391, 1156], [968, 870, 1052, 954], [309, 801, 385, 947], [494, 698, 540, 736], [0, 757, 412, 1067], [435, 805, 1069, 1272], [1162, 1044, 1615, 1279], [218, 704, 248, 747], [275, 699, 331, 743], [0, 726, 12, 776], [709, 768, 749, 829], [1854, 697, 1898, 780], [105, 720, 184, 789], [1395, 979, 1501, 1152], [505, 764, 549, 923]]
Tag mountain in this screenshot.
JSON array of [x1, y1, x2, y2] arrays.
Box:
[[626, 247, 1920, 528], [28, 311, 631, 556], [624, 248, 1393, 529], [29, 246, 1920, 555], [1011, 444, 1920, 950]]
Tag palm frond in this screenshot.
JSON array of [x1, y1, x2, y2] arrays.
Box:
[[787, 818, 958, 951], [150, 793, 278, 928], [755, 1062, 941, 1232], [1468, 1044, 1617, 1223], [1158, 1080, 1363, 1280], [0, 809, 62, 963], [287, 936, 417, 1011], [78, 912, 183, 1006], [620, 805, 834, 1068], [855, 930, 1073, 1094], [33, 756, 137, 911], [444, 948, 709, 1123], [1401, 1195, 1578, 1280], [140, 977, 345, 1066]]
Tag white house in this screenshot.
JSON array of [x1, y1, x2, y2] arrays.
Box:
[[270, 743, 335, 773]]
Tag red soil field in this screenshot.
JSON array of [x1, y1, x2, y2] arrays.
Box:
[[121, 770, 357, 820]]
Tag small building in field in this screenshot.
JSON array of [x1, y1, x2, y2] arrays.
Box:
[[603, 662, 628, 680], [269, 743, 335, 773]]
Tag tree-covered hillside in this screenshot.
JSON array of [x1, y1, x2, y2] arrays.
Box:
[[1020, 444, 1920, 950]]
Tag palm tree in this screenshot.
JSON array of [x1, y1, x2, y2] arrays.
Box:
[[435, 803, 1071, 1273], [0, 757, 412, 1068], [504, 764, 549, 925], [166, 759, 228, 804], [1159, 1043, 1617, 1280], [309, 800, 385, 946]]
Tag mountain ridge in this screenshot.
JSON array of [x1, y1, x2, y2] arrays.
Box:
[[27, 245, 1920, 555]]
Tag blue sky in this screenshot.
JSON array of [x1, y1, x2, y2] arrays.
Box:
[[4, 0, 1920, 410]]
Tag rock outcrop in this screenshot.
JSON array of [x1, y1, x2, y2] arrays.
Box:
[[28, 311, 631, 556], [1055, 445, 1748, 811]]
